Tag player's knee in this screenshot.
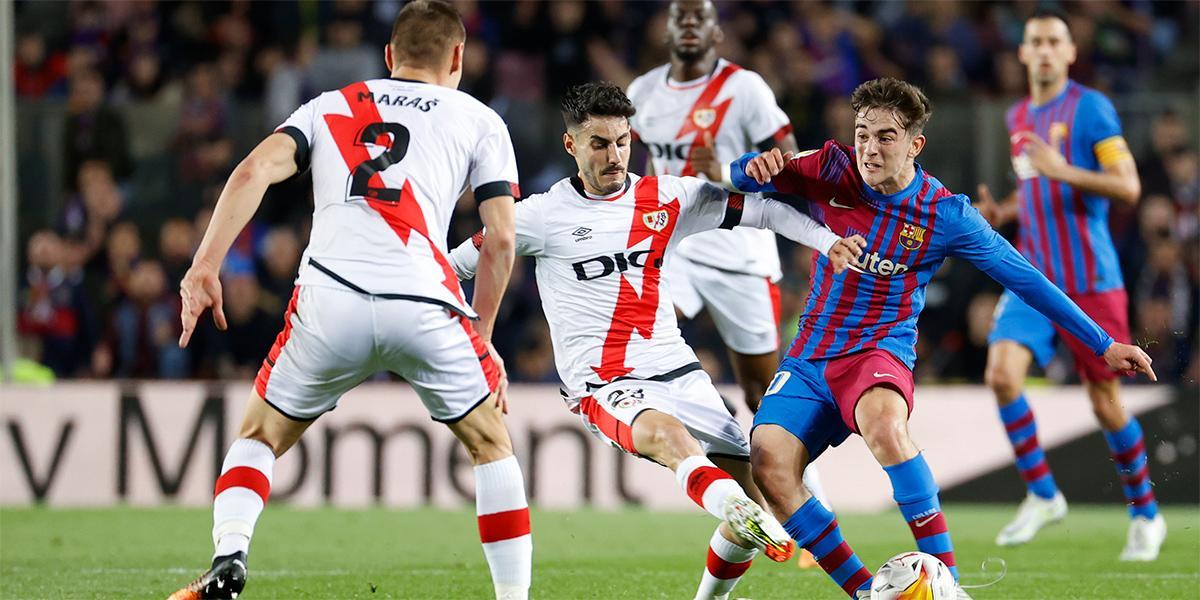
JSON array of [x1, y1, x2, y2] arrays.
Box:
[[860, 414, 912, 465], [749, 446, 797, 504], [985, 363, 1023, 402]]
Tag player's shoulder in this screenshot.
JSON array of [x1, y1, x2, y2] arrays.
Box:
[[627, 64, 670, 99], [1073, 82, 1117, 114], [1004, 97, 1030, 127]]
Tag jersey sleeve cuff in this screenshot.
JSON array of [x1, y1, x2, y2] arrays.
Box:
[[275, 126, 311, 173], [719, 193, 745, 230], [474, 180, 520, 204]]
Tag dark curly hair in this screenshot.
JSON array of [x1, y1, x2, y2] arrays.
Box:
[[850, 77, 933, 136], [560, 82, 636, 130]]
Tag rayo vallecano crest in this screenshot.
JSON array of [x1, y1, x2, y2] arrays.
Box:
[[899, 222, 926, 251], [643, 209, 670, 232], [692, 108, 717, 129]]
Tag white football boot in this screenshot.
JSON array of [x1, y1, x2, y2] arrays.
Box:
[[995, 491, 1067, 546], [1119, 513, 1167, 561]]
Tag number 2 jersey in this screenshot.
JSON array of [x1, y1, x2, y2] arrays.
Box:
[[448, 174, 837, 404], [275, 78, 519, 318], [627, 59, 792, 279]]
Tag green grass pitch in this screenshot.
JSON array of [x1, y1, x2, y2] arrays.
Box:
[[2, 505, 1197, 599]]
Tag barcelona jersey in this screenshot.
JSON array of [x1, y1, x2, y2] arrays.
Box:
[[1007, 80, 1130, 294], [730, 141, 1114, 369]]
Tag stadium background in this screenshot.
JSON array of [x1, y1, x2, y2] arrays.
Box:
[[2, 1, 1199, 598]]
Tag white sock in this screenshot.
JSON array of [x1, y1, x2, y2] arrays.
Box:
[[212, 438, 274, 559], [695, 526, 758, 600], [803, 464, 833, 510], [475, 456, 532, 599], [675, 455, 746, 520]]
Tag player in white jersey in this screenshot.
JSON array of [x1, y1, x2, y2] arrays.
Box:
[[450, 82, 866, 600], [626, 0, 799, 412], [170, 3, 531, 599], [626, 0, 833, 567]]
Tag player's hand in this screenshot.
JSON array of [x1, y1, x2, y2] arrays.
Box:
[[828, 235, 867, 274], [485, 341, 511, 414], [692, 131, 722, 182], [1103, 342, 1157, 382], [1014, 130, 1067, 180], [745, 148, 794, 185], [975, 183, 1001, 226], [178, 259, 226, 348]]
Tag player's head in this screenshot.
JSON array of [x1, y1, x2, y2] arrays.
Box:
[[849, 78, 931, 192], [1019, 7, 1076, 89], [561, 82, 637, 196], [666, 0, 723, 63], [385, 0, 466, 88]]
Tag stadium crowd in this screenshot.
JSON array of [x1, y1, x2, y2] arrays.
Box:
[[13, 0, 1199, 384]]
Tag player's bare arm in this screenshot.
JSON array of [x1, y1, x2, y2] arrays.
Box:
[[1015, 130, 1141, 205], [472, 196, 516, 412], [179, 132, 299, 348]]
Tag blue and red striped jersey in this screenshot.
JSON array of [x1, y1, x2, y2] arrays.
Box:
[[1007, 80, 1128, 294], [731, 141, 1114, 369]]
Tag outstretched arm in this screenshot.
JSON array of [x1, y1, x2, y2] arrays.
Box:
[[739, 195, 866, 273], [948, 205, 1155, 380], [179, 132, 299, 347], [471, 197, 516, 342]]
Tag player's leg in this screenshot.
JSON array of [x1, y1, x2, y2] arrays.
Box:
[[172, 286, 371, 600], [395, 301, 531, 599], [445, 398, 533, 598], [750, 359, 873, 598], [1062, 289, 1164, 560], [986, 291, 1066, 545]]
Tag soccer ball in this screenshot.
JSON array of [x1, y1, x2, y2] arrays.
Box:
[[870, 551, 956, 600]]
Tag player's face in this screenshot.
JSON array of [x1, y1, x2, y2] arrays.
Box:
[[667, 0, 721, 61], [1019, 18, 1076, 88], [854, 108, 925, 192], [564, 116, 632, 195]]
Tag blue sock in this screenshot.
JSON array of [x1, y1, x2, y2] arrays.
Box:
[[999, 395, 1058, 499], [1103, 418, 1159, 519], [782, 497, 872, 597], [884, 453, 958, 581]]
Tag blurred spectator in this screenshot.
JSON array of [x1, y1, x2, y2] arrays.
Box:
[[108, 260, 187, 378], [103, 221, 142, 304], [63, 70, 131, 188], [159, 218, 196, 292], [1135, 238, 1193, 379], [111, 52, 183, 161], [258, 226, 302, 313], [307, 19, 381, 92], [14, 32, 67, 98], [17, 231, 93, 376], [211, 274, 279, 378]]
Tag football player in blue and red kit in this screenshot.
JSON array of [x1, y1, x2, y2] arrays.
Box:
[[975, 8, 1164, 560], [727, 77, 1156, 599]]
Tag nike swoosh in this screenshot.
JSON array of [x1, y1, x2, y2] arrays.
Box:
[[914, 514, 938, 528], [872, 372, 898, 379], [828, 197, 854, 209]]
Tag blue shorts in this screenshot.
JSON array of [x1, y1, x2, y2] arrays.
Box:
[[753, 357, 849, 461], [988, 290, 1057, 367], [753, 351, 916, 460]]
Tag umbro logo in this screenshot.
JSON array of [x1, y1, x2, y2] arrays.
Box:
[[573, 227, 591, 237]]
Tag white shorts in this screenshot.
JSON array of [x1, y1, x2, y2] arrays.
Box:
[[664, 255, 781, 355], [576, 369, 749, 460], [254, 285, 498, 422]]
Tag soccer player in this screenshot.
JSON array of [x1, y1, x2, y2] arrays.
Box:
[[450, 82, 866, 600], [975, 8, 1165, 559], [626, 2, 835, 556], [729, 78, 1157, 599], [169, 3, 531, 599]]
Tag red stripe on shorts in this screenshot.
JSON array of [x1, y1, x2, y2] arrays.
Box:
[[458, 317, 500, 392], [214, 466, 270, 503], [477, 508, 531, 543], [254, 287, 301, 399]]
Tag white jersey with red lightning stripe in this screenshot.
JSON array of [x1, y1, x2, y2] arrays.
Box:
[[627, 59, 790, 279], [449, 174, 746, 404], [275, 78, 518, 318]]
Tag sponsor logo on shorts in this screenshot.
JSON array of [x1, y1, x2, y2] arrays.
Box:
[[607, 388, 645, 410]]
